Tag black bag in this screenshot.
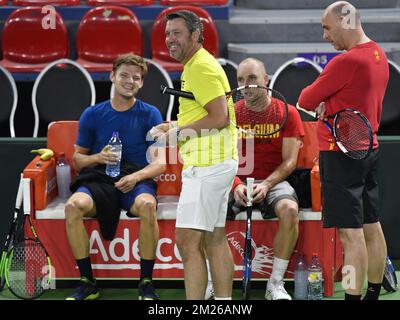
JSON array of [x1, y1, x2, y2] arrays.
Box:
[[286, 168, 311, 208]]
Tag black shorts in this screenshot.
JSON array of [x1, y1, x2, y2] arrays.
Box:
[[319, 149, 380, 229]]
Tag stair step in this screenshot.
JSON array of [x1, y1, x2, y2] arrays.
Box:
[[230, 8, 400, 24], [214, 8, 400, 45], [228, 42, 400, 53]]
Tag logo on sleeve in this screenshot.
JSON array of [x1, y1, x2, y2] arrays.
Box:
[[374, 50, 380, 61]]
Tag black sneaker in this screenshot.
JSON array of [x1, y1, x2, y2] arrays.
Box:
[[138, 278, 159, 300], [66, 277, 100, 300]]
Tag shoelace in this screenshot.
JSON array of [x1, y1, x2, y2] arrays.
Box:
[[270, 281, 286, 291], [71, 284, 89, 297], [142, 282, 156, 296], [275, 282, 288, 293]]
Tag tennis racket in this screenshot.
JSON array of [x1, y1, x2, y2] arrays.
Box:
[[161, 84, 289, 137], [297, 105, 373, 160], [242, 177, 254, 300], [0, 175, 24, 291], [382, 256, 398, 293], [4, 177, 52, 299], [323, 109, 373, 160]]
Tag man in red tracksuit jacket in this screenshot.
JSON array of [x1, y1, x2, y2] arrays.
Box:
[[298, 1, 389, 300]]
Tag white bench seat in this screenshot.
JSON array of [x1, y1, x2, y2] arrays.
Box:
[[35, 196, 322, 221]]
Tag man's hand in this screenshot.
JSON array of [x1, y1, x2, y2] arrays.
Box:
[[156, 126, 180, 146], [97, 145, 119, 165], [115, 173, 140, 193], [252, 182, 271, 203], [315, 102, 326, 120], [150, 123, 172, 141], [233, 184, 248, 207]]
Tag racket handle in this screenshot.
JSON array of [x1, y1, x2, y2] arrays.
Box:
[[296, 102, 317, 118], [246, 178, 255, 206], [160, 85, 195, 100], [15, 174, 24, 209], [22, 178, 31, 215]]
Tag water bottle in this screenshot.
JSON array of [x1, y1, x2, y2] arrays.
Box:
[[56, 152, 71, 199], [307, 253, 323, 300], [105, 131, 122, 178], [294, 253, 308, 300]]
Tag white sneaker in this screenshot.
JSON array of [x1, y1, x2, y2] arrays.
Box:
[[265, 280, 292, 300], [204, 281, 215, 300]]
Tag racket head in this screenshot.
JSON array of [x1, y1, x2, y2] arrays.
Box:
[[242, 196, 253, 300], [332, 109, 373, 160], [0, 216, 18, 291], [5, 238, 51, 300], [26, 214, 53, 284], [242, 223, 252, 300], [230, 85, 289, 137], [242, 272, 251, 300], [0, 253, 8, 291], [382, 256, 398, 293], [242, 233, 252, 300], [0, 177, 24, 291]]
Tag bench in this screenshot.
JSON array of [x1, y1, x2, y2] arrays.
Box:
[[23, 121, 342, 296]]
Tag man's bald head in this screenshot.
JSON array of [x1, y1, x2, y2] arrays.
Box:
[[236, 58, 271, 108], [322, 1, 368, 51], [324, 1, 361, 28], [237, 57, 269, 88], [238, 58, 267, 75]]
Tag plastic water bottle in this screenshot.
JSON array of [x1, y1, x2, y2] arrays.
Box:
[[307, 253, 323, 300], [105, 131, 122, 178], [294, 253, 308, 300], [56, 152, 71, 199]]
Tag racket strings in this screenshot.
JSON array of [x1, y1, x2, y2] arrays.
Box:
[[232, 87, 287, 137], [334, 112, 372, 159], [7, 240, 48, 299]]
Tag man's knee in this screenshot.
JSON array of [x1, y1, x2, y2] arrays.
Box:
[[339, 228, 365, 248], [131, 196, 157, 223], [65, 196, 94, 225], [275, 199, 299, 227], [175, 229, 202, 259], [204, 227, 227, 248], [363, 222, 384, 243]]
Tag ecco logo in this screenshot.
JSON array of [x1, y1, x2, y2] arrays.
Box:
[[154, 174, 177, 182]]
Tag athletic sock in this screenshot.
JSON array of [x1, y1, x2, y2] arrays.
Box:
[[140, 259, 155, 281], [345, 293, 362, 300], [206, 259, 213, 283], [76, 257, 94, 282], [269, 257, 289, 284], [363, 282, 382, 300]]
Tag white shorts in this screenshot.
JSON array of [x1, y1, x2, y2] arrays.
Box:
[[176, 159, 238, 232]]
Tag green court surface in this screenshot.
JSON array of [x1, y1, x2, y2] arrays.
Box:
[[1, 272, 399, 300]]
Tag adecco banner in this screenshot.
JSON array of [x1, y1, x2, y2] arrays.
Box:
[[33, 219, 335, 283]]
